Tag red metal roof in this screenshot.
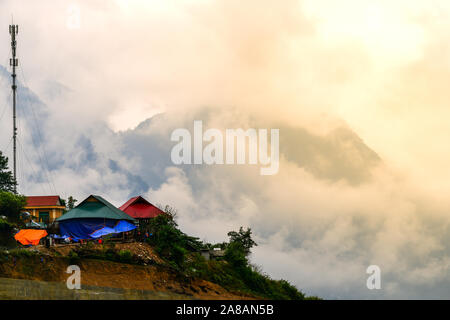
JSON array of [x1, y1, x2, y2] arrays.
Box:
[[119, 196, 164, 219], [25, 196, 63, 207]]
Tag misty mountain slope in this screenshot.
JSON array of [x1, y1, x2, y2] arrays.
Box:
[[280, 126, 381, 184], [1, 60, 383, 193]]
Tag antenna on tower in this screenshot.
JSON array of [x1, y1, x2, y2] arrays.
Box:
[[9, 23, 18, 194]]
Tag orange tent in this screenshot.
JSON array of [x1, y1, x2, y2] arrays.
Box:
[[14, 229, 48, 246]]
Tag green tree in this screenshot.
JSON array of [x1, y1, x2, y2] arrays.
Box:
[[156, 203, 178, 222], [224, 241, 248, 268], [145, 212, 188, 268], [0, 191, 26, 223], [224, 227, 257, 269], [67, 196, 78, 209], [227, 227, 257, 256], [61, 196, 78, 213], [0, 151, 16, 192]]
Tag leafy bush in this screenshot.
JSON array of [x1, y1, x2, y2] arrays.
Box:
[[9, 248, 35, 258], [145, 215, 188, 269], [118, 250, 133, 263], [278, 279, 307, 300], [0, 219, 12, 232], [104, 248, 116, 261], [67, 250, 80, 265], [227, 227, 257, 256], [0, 219, 16, 247], [224, 241, 247, 269], [70, 244, 140, 265], [171, 245, 187, 267]]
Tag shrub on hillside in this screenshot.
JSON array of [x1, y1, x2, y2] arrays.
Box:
[[224, 241, 247, 269], [67, 250, 80, 265], [9, 248, 35, 258], [0, 219, 17, 248], [145, 215, 187, 268], [118, 250, 133, 263]]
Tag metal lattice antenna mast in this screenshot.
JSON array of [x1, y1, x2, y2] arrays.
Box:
[[9, 24, 18, 194]]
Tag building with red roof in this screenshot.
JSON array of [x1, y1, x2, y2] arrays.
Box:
[[119, 196, 165, 221], [22, 195, 66, 225]]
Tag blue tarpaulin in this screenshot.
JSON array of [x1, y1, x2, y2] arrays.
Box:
[[90, 227, 116, 238], [59, 218, 117, 241], [114, 220, 137, 233], [90, 221, 137, 238], [50, 234, 69, 239], [59, 219, 137, 240]]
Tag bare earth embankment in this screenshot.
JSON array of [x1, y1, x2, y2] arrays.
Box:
[[0, 243, 257, 300]]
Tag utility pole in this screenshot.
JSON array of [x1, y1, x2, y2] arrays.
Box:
[[9, 24, 18, 194]]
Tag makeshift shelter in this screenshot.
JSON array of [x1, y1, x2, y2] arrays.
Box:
[[14, 229, 48, 246], [119, 196, 165, 220], [56, 195, 136, 241]]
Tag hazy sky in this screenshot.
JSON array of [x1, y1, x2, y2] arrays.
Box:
[[1, 0, 450, 298]]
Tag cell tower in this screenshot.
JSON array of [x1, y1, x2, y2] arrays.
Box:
[[9, 24, 18, 194]]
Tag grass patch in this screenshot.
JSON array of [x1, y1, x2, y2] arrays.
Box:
[[118, 250, 132, 263]]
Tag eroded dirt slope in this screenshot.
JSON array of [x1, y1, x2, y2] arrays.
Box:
[[0, 243, 255, 300]]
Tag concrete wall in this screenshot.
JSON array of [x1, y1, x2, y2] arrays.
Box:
[[0, 277, 191, 300]]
